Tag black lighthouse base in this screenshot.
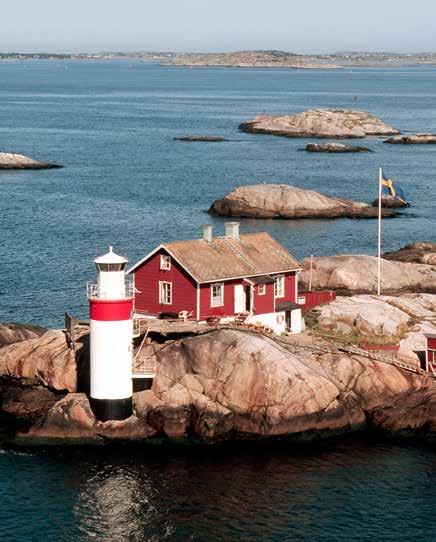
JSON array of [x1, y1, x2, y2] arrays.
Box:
[[90, 397, 132, 422]]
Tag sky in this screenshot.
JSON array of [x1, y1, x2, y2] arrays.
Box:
[[2, 0, 436, 54]]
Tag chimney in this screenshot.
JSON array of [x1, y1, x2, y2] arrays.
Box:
[[203, 224, 213, 243], [225, 221, 240, 240]]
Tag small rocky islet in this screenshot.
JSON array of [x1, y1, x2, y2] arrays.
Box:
[[239, 108, 400, 139], [0, 152, 62, 170], [384, 133, 436, 144], [305, 143, 373, 153], [208, 184, 399, 219]]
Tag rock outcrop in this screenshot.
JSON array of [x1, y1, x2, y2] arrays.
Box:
[[209, 184, 398, 219], [0, 322, 46, 348], [299, 255, 436, 294], [2, 324, 435, 445], [317, 295, 412, 338], [316, 293, 436, 339], [383, 242, 436, 265], [306, 143, 372, 153], [239, 109, 400, 139], [0, 329, 85, 392], [384, 134, 436, 144], [0, 152, 62, 169], [370, 388, 436, 441], [174, 135, 227, 142]]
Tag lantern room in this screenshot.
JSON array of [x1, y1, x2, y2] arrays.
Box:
[[90, 246, 131, 301]]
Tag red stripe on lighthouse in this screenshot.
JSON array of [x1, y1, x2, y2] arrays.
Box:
[[90, 299, 133, 321]]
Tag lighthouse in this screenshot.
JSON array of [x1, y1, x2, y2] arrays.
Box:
[[87, 246, 133, 422]]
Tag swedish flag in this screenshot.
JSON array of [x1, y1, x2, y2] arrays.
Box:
[[381, 172, 410, 206]]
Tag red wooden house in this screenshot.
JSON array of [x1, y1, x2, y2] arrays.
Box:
[[127, 223, 302, 334]]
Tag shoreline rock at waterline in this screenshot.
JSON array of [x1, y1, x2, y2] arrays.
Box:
[[383, 242, 436, 265], [239, 109, 400, 139], [0, 152, 62, 170], [306, 143, 372, 153], [174, 135, 228, 142], [372, 196, 411, 209], [209, 184, 399, 219], [384, 133, 436, 144]]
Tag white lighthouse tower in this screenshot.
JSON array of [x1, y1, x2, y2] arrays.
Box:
[[87, 246, 133, 421]]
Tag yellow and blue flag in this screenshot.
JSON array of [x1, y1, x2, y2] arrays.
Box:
[[381, 172, 410, 206]]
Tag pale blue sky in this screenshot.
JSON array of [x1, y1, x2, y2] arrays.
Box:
[[3, 0, 436, 53]]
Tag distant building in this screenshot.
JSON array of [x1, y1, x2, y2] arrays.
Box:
[[127, 223, 302, 334]]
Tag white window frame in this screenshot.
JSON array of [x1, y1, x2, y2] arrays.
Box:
[[210, 283, 224, 307], [160, 254, 171, 271], [159, 281, 172, 305], [274, 275, 285, 298], [258, 284, 266, 296]]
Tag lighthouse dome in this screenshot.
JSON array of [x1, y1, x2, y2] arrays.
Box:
[[94, 246, 128, 266]]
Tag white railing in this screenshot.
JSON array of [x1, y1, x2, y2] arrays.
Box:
[[87, 281, 134, 300]]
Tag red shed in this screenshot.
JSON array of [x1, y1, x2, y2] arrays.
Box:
[[424, 334, 436, 374], [127, 223, 302, 334]]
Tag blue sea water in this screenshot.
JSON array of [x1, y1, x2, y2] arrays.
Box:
[[0, 60, 435, 328], [0, 438, 435, 542], [1, 61, 436, 541]]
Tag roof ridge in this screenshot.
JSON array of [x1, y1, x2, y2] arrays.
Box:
[[222, 237, 259, 273]]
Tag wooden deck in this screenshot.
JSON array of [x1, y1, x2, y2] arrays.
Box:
[[133, 317, 212, 337]]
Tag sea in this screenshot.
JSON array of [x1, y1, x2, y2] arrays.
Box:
[[0, 60, 435, 541]]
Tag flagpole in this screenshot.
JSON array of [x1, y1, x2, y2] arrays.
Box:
[[377, 167, 382, 296]]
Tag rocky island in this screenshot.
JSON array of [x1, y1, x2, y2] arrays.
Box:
[[208, 184, 398, 219], [0, 152, 62, 170], [1, 312, 435, 445], [169, 50, 341, 69], [239, 109, 400, 139]]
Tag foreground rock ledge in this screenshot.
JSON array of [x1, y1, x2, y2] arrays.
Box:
[[0, 152, 62, 170], [1, 326, 435, 445], [209, 184, 398, 219], [239, 109, 400, 139]]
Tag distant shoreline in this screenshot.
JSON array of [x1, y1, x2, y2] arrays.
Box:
[[2, 50, 436, 68]]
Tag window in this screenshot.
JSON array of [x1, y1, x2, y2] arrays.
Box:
[[258, 284, 266, 295], [274, 275, 285, 298], [160, 254, 171, 270], [211, 283, 224, 307], [97, 263, 124, 272], [159, 281, 172, 304]]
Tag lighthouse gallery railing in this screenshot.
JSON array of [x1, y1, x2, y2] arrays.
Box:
[[87, 281, 135, 300]]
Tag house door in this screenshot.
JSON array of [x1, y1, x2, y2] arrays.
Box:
[[234, 284, 246, 313]]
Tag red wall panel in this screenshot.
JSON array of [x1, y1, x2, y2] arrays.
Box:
[[199, 279, 240, 319], [253, 283, 274, 314], [133, 249, 198, 316], [427, 338, 436, 350]]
